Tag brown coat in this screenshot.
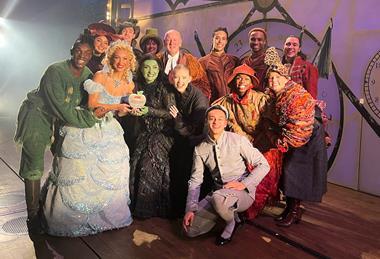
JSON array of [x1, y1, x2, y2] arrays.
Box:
[[240, 49, 267, 92], [199, 52, 239, 102]]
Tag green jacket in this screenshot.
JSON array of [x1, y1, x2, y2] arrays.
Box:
[[15, 60, 97, 146]]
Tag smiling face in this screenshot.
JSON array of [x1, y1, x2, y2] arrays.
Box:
[[212, 30, 228, 53], [234, 74, 252, 96], [172, 67, 191, 93], [267, 71, 288, 93], [144, 39, 159, 54], [121, 27, 135, 43], [164, 30, 182, 56], [249, 31, 266, 53], [283, 36, 301, 59], [93, 35, 109, 54], [71, 43, 93, 70], [142, 59, 159, 84], [207, 109, 227, 137], [110, 48, 130, 73]]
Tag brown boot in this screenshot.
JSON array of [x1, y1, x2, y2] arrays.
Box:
[[274, 197, 291, 222], [276, 198, 302, 227], [24, 179, 42, 234]]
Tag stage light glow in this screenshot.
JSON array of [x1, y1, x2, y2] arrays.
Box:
[[0, 34, 5, 48], [0, 19, 6, 48], [1, 0, 19, 19]]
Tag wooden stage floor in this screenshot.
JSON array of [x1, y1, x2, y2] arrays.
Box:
[[0, 117, 379, 259]]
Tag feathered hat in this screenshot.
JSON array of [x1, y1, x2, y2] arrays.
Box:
[[264, 47, 290, 77]]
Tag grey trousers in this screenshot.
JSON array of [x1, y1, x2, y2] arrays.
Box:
[[186, 188, 254, 238]]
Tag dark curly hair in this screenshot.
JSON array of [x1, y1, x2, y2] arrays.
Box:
[[71, 33, 94, 55]]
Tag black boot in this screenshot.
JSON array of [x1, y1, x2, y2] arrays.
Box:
[[274, 197, 291, 222], [24, 179, 42, 234], [276, 198, 303, 227], [215, 221, 239, 246]]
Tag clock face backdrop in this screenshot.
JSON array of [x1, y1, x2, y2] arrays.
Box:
[[227, 20, 343, 169], [364, 50, 380, 124], [134, 0, 380, 170]]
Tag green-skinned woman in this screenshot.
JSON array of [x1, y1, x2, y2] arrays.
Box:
[[129, 54, 177, 218]]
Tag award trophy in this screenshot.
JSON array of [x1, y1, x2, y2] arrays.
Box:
[[121, 91, 146, 108]]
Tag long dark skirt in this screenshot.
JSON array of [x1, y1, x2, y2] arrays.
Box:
[[130, 131, 174, 218], [281, 119, 328, 202]]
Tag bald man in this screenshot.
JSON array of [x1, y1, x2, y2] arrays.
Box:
[[157, 29, 211, 99]]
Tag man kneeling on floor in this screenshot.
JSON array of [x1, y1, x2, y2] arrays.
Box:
[[183, 105, 270, 246]]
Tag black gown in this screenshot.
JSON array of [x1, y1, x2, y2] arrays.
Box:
[[129, 79, 176, 218]]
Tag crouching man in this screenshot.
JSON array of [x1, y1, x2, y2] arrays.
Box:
[[183, 105, 270, 246]]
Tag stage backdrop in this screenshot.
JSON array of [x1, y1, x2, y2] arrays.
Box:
[[133, 0, 380, 196], [0, 0, 379, 196]]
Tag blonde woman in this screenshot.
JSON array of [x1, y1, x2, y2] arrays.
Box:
[[41, 40, 136, 236]]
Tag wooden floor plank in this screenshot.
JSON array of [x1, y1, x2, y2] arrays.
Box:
[[30, 234, 99, 259], [82, 218, 313, 259], [253, 184, 380, 259]]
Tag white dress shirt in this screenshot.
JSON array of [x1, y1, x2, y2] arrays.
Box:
[[164, 52, 180, 75]]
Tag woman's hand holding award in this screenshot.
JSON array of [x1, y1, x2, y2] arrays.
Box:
[[121, 91, 147, 116]]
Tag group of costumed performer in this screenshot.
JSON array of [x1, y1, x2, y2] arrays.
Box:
[[14, 16, 328, 239], [213, 46, 327, 226]]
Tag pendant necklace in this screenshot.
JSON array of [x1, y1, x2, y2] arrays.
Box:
[[113, 78, 122, 88]]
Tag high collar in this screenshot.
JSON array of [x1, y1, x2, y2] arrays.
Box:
[[167, 51, 180, 59], [140, 79, 159, 89], [231, 89, 253, 104], [210, 51, 225, 57], [283, 55, 301, 65], [176, 84, 192, 99], [206, 131, 225, 145], [251, 48, 266, 58]]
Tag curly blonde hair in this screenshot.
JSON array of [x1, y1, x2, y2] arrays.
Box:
[[103, 40, 137, 82]]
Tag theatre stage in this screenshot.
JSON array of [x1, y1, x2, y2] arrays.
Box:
[[0, 118, 379, 259]]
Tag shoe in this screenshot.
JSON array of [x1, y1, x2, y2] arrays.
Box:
[[25, 179, 43, 235], [215, 235, 232, 246], [274, 197, 293, 222], [215, 218, 243, 246], [274, 206, 290, 222], [276, 199, 303, 227], [27, 215, 44, 235]]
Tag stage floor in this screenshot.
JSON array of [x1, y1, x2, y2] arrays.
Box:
[[0, 117, 379, 259]]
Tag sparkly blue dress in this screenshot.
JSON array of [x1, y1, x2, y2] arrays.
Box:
[[41, 79, 132, 237]]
